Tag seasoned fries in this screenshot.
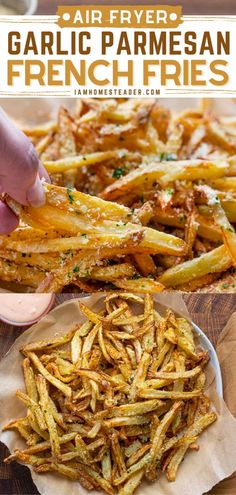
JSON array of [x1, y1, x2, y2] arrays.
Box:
[[1, 98, 236, 292], [3, 294, 217, 494]]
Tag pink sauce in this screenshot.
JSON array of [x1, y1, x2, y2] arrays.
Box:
[[0, 293, 54, 325]]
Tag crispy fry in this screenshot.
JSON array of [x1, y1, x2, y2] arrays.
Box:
[[148, 401, 183, 473], [166, 412, 217, 481], [158, 245, 232, 287], [138, 389, 202, 400], [28, 352, 72, 398], [36, 375, 60, 457]]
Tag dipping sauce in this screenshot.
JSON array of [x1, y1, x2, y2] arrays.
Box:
[[0, 5, 17, 14], [0, 293, 54, 326]]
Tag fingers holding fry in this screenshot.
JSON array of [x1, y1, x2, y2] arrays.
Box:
[[0, 98, 235, 292]]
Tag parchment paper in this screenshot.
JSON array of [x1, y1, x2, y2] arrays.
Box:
[[208, 313, 236, 495], [0, 293, 236, 495]]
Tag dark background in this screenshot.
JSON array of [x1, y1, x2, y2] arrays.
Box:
[[36, 0, 236, 15]]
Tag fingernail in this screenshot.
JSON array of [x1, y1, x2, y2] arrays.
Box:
[[38, 162, 51, 184], [0, 202, 19, 234], [26, 175, 45, 207]]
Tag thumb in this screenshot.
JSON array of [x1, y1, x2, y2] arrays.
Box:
[[26, 174, 45, 207], [0, 201, 19, 234]]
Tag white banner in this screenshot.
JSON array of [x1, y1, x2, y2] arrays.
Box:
[[0, 14, 235, 97]]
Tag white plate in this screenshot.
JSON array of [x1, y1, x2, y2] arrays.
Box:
[[191, 321, 223, 397], [0, 295, 224, 495]]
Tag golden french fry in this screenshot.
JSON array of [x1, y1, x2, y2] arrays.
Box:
[[138, 389, 202, 400], [158, 245, 232, 287], [28, 352, 72, 398], [166, 412, 217, 481], [36, 375, 60, 457], [44, 151, 121, 173]]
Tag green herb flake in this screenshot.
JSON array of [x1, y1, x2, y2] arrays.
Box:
[[67, 187, 74, 204], [73, 266, 80, 273], [112, 167, 125, 179], [166, 188, 174, 195], [160, 152, 177, 162]]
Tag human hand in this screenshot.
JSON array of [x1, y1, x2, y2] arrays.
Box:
[[0, 108, 50, 234]]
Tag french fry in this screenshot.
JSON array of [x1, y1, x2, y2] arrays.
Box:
[[147, 401, 183, 474], [138, 389, 202, 400], [112, 278, 164, 294], [158, 245, 232, 287], [22, 358, 38, 402], [44, 151, 121, 173], [16, 391, 47, 431], [28, 352, 72, 398], [36, 375, 60, 457], [166, 412, 217, 481], [149, 366, 201, 380], [118, 469, 144, 495]]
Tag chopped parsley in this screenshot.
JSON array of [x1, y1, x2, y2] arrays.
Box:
[[160, 152, 177, 162], [67, 187, 74, 204], [73, 266, 80, 273], [132, 273, 141, 279], [112, 167, 125, 179]]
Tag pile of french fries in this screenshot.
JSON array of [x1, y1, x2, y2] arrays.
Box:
[[1, 98, 236, 291], [3, 294, 217, 494]]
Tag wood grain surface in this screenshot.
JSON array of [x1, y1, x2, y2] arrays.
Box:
[[0, 293, 235, 494], [36, 0, 236, 15]]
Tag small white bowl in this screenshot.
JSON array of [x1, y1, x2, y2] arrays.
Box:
[[0, 0, 38, 15], [0, 294, 55, 327]]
